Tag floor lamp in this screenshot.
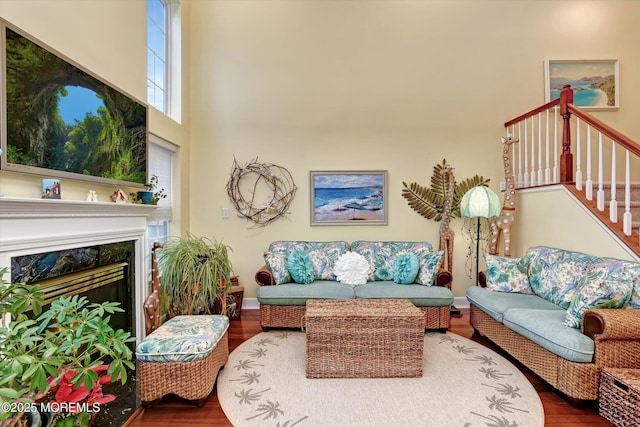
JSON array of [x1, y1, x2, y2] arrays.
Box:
[[460, 186, 501, 286]]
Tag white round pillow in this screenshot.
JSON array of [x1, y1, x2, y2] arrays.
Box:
[[333, 251, 371, 286]]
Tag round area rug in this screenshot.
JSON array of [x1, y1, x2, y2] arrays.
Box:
[[217, 331, 544, 427]]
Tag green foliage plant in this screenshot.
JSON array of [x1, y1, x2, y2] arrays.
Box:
[[0, 267, 135, 426], [158, 234, 233, 318], [129, 174, 166, 205], [402, 158, 491, 221]]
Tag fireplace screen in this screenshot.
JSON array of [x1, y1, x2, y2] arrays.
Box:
[[11, 241, 135, 334]]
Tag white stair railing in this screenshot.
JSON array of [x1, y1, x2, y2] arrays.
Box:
[[503, 85, 640, 255]]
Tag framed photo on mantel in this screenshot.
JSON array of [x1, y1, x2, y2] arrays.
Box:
[[310, 170, 387, 226], [544, 59, 619, 110]]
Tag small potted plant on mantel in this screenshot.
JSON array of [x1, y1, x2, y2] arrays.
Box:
[[130, 174, 166, 205], [0, 267, 135, 427]]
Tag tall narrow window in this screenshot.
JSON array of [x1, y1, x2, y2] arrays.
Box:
[[147, 135, 176, 266], [147, 0, 168, 113]]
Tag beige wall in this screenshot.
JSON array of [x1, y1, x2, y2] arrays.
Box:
[[514, 186, 637, 262], [2, 1, 640, 299], [188, 0, 640, 298]]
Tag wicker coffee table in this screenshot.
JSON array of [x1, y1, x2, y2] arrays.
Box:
[[304, 299, 424, 378]]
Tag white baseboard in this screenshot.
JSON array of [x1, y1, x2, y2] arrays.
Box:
[[243, 297, 259, 310], [453, 297, 470, 309], [241, 297, 469, 311]]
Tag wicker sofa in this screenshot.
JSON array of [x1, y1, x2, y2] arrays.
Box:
[[255, 240, 453, 331], [467, 246, 640, 402]]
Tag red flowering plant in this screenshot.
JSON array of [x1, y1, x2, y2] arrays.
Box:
[[40, 364, 118, 427]]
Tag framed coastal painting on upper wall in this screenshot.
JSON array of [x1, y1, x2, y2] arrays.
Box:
[[544, 59, 619, 110], [310, 171, 387, 225]]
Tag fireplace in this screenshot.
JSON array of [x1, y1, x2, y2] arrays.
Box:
[[11, 241, 136, 334], [0, 197, 155, 340]]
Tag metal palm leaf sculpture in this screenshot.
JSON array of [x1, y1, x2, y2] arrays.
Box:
[[402, 159, 491, 221]]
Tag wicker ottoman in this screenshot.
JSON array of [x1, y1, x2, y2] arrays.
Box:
[[305, 299, 424, 378], [599, 368, 640, 427], [135, 315, 229, 407]]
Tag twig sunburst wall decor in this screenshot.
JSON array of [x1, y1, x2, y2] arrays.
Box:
[[226, 157, 297, 227]]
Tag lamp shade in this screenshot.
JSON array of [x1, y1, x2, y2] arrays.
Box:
[[460, 186, 502, 218]]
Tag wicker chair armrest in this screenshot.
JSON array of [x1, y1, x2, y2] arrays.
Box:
[[255, 264, 275, 286], [435, 269, 452, 289], [582, 308, 640, 340]]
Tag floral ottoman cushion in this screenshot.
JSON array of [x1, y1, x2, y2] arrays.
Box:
[[135, 315, 229, 363]]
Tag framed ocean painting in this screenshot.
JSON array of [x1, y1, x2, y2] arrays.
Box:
[[544, 59, 619, 110], [310, 171, 387, 226]]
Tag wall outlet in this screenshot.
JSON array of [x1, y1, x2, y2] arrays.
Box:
[[500, 181, 506, 191], [222, 208, 229, 219]]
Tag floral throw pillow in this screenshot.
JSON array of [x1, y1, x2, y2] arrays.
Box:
[[484, 253, 532, 294], [393, 252, 420, 284], [526, 246, 591, 309], [333, 251, 371, 287], [264, 251, 291, 285], [287, 249, 316, 284], [415, 251, 444, 286], [563, 261, 634, 328]]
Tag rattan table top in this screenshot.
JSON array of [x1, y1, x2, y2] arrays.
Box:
[[305, 298, 422, 318]]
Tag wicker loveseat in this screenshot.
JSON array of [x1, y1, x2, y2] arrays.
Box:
[[255, 240, 453, 331], [467, 246, 640, 402]]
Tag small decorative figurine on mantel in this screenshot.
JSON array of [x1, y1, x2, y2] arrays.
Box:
[[110, 189, 129, 203], [86, 190, 98, 202]]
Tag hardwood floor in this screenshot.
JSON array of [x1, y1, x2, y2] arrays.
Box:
[[124, 308, 614, 427]]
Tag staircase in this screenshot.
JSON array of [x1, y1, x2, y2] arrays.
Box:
[[604, 183, 640, 231], [503, 86, 640, 258]]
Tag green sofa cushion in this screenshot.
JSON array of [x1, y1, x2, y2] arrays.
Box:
[[257, 281, 355, 305], [466, 286, 562, 323], [353, 281, 453, 307], [502, 308, 594, 363]]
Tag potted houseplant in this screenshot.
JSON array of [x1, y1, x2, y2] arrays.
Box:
[[131, 174, 166, 205], [0, 267, 135, 427], [157, 234, 233, 318]]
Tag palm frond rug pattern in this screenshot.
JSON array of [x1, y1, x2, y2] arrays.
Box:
[[217, 331, 543, 427]]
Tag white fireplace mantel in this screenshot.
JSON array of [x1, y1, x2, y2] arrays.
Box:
[[0, 197, 156, 340]]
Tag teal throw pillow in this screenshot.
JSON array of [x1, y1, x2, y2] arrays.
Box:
[[287, 249, 316, 284], [416, 251, 444, 286], [393, 252, 420, 284], [563, 261, 634, 328], [484, 253, 532, 294]]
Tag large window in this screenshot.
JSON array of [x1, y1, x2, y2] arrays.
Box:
[[147, 0, 168, 113]]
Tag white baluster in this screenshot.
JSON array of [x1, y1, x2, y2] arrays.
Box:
[[537, 112, 543, 185], [586, 125, 593, 200], [597, 132, 605, 211], [517, 122, 523, 188], [530, 115, 536, 186], [545, 109, 551, 184], [524, 118, 529, 187], [624, 149, 632, 235], [610, 140, 617, 223], [575, 118, 582, 191], [553, 105, 559, 183]]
